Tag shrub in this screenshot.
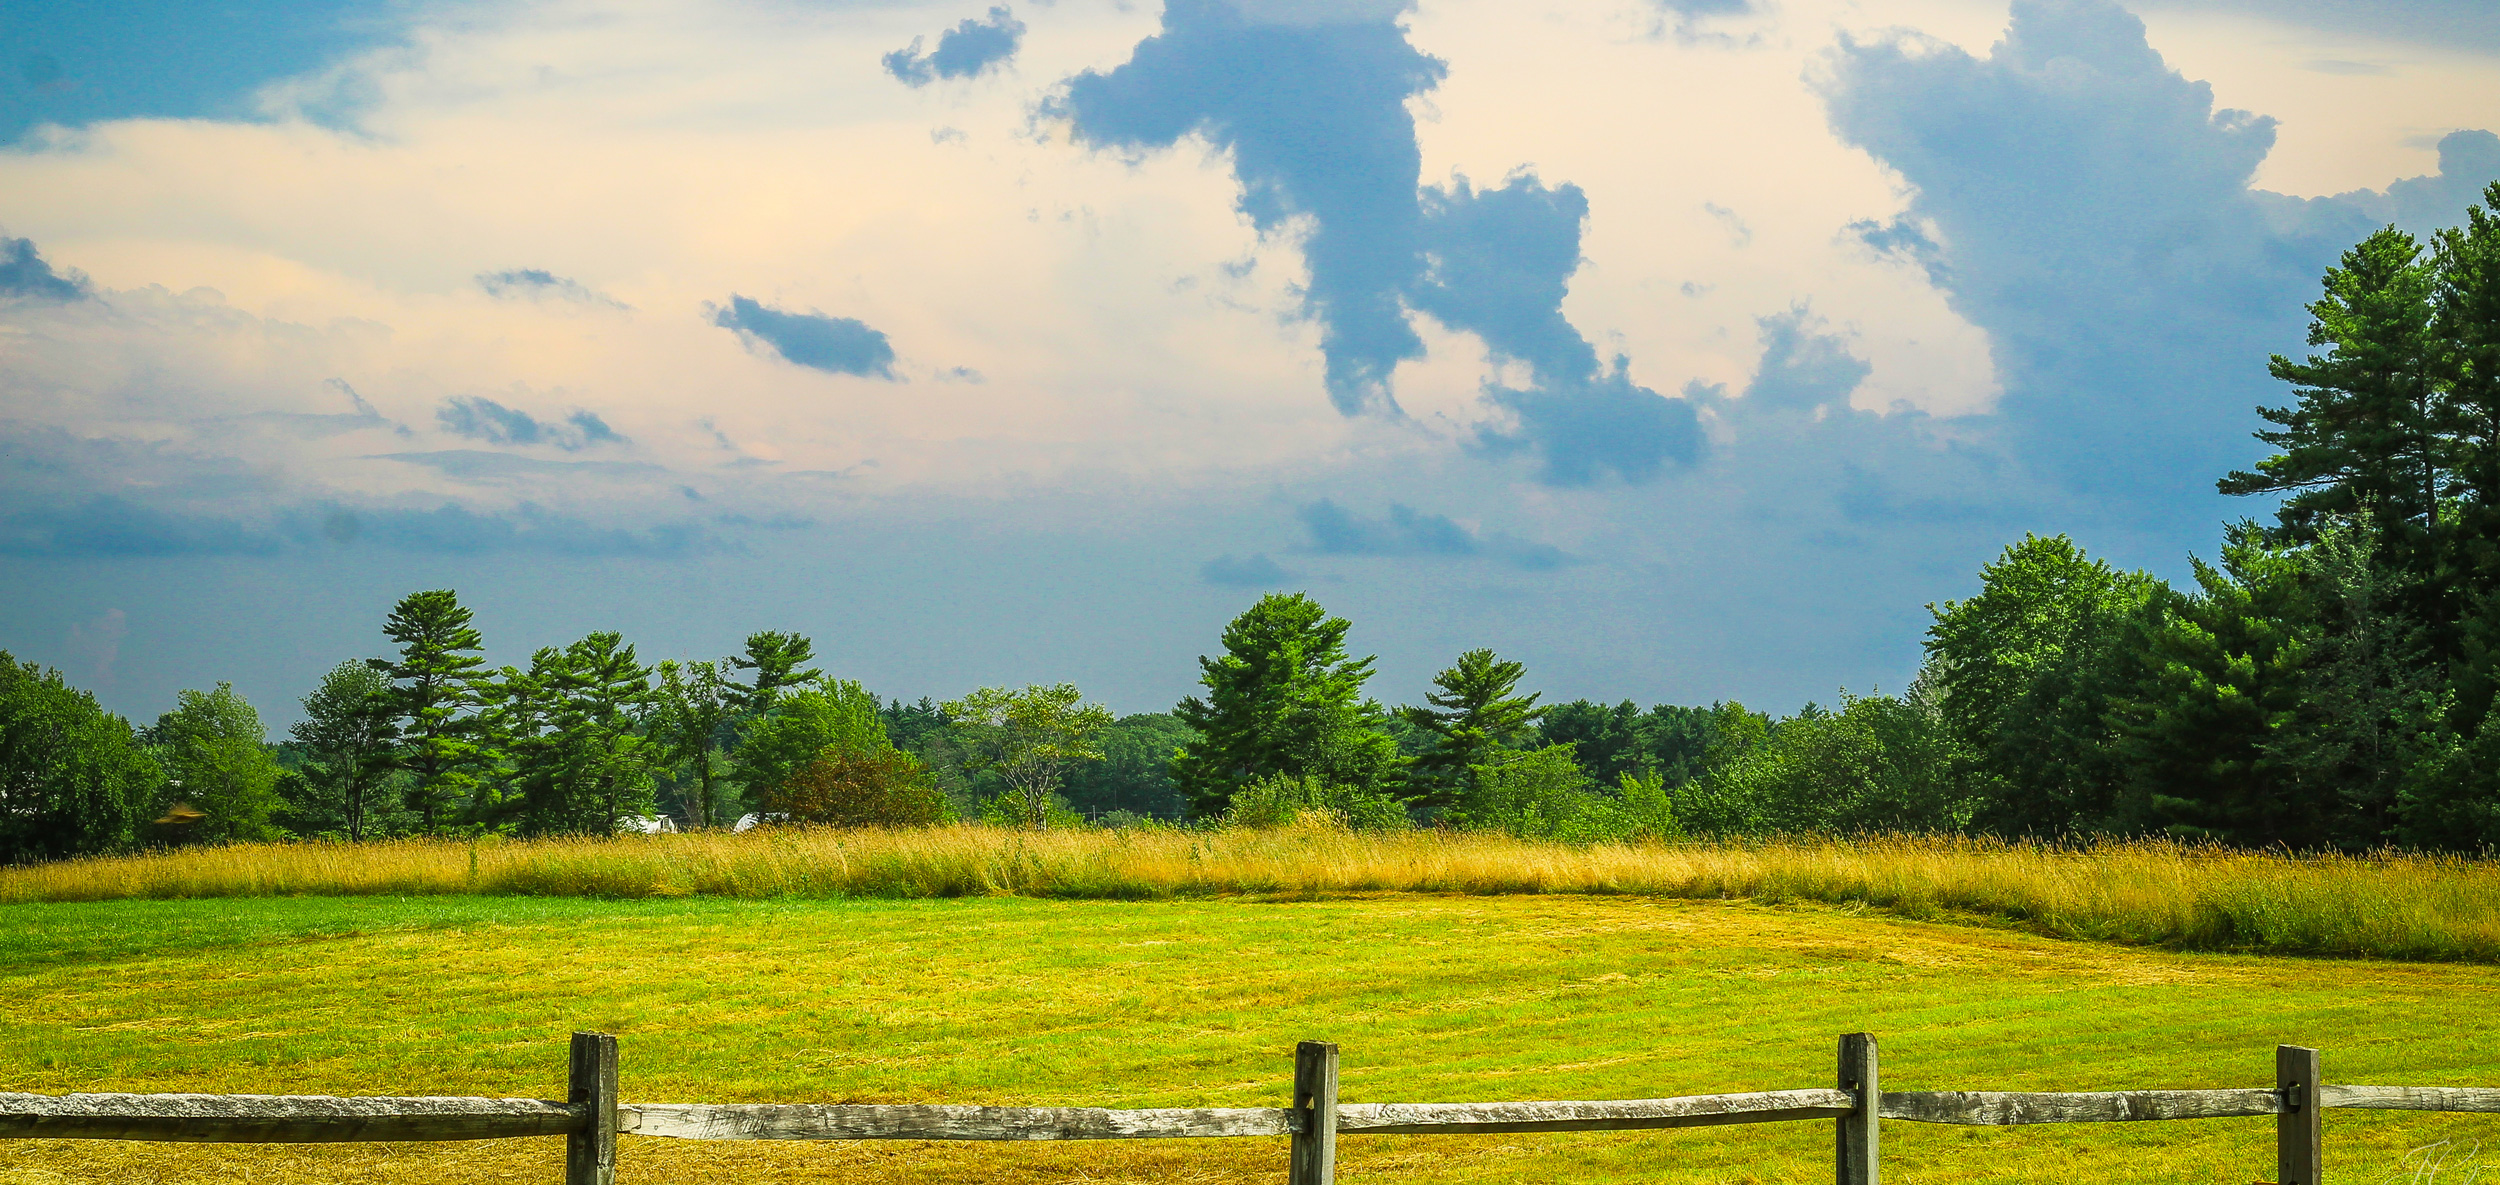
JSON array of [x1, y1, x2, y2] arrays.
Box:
[[770, 746, 950, 828], [1221, 773, 1407, 831]]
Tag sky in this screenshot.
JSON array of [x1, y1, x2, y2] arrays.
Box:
[[2, 0, 2497, 727]]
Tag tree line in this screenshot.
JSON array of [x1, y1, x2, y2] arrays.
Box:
[[4, 185, 2500, 860]]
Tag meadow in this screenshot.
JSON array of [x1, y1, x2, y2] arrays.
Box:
[[3, 890, 2499, 1184], [6, 826, 2500, 962]]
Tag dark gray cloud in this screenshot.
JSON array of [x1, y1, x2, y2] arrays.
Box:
[[1059, 4, 1698, 485], [1199, 552, 1292, 587], [0, 496, 280, 557], [1819, 0, 2499, 520], [709, 295, 898, 379], [1296, 499, 1567, 570], [436, 396, 627, 451], [1745, 306, 1871, 412], [476, 268, 626, 308], [884, 6, 1026, 87], [0, 233, 89, 302]]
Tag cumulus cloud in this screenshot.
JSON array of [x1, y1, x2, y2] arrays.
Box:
[[0, 232, 88, 301], [884, 6, 1027, 87], [709, 295, 899, 379], [476, 268, 627, 308], [1059, 1, 1699, 484], [435, 395, 627, 451], [1819, 0, 2499, 516], [1295, 499, 1568, 570]]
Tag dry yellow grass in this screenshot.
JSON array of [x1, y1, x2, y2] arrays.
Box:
[[7, 825, 2498, 961]]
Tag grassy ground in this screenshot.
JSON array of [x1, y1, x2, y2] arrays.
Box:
[[9, 826, 2500, 962], [1, 893, 2496, 1184]]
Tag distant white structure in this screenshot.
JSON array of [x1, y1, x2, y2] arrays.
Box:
[[732, 813, 787, 833], [622, 814, 679, 835]]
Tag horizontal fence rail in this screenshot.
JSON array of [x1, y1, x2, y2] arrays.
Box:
[[5, 1034, 2498, 1185], [0, 1092, 580, 1143]]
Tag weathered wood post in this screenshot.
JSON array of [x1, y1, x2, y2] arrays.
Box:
[[1836, 1033, 1879, 1185], [1289, 1041, 1340, 1185], [567, 1032, 619, 1185], [2277, 1045, 2321, 1185]]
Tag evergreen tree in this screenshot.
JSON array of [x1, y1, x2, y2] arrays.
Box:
[[2220, 227, 2442, 559], [289, 660, 400, 841], [1171, 593, 1403, 817], [729, 631, 821, 715], [371, 590, 489, 831], [1401, 649, 1545, 809]]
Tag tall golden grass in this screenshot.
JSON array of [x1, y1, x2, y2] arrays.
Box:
[[6, 824, 2497, 962]]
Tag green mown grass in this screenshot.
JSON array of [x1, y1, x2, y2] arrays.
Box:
[[2, 893, 2495, 1184]]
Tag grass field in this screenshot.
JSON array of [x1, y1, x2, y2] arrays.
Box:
[[2, 891, 2496, 1184], [8, 826, 2500, 963]]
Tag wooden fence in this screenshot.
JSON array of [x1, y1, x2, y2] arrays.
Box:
[[6, 1033, 2499, 1185]]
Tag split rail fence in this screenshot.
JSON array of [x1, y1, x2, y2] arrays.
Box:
[[5, 1033, 2499, 1184]]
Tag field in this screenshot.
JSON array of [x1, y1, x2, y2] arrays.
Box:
[[2, 889, 2497, 1185]]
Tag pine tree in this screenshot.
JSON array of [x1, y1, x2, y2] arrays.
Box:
[[1401, 649, 1545, 810], [370, 590, 489, 832], [1171, 593, 1403, 817]]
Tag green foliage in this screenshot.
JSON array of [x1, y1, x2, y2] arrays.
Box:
[[654, 658, 734, 829], [942, 684, 1115, 830], [371, 590, 489, 832], [150, 684, 285, 844], [1061, 712, 1195, 819], [1402, 648, 1544, 809], [736, 679, 892, 812], [0, 651, 160, 862], [729, 631, 821, 716], [288, 661, 403, 841], [771, 746, 950, 827], [1172, 593, 1403, 816], [1218, 772, 1407, 831], [496, 633, 659, 837], [1681, 691, 1977, 836], [1924, 534, 2160, 836]]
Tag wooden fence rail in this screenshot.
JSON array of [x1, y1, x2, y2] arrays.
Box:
[[6, 1033, 2498, 1185]]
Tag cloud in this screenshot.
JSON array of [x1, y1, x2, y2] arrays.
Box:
[[2348, 130, 2500, 240], [1411, 174, 1706, 484], [709, 295, 898, 379], [1060, 9, 1698, 485], [435, 396, 628, 450], [2137, 0, 2500, 53], [1745, 305, 1871, 412], [1200, 552, 1293, 586], [1814, 0, 2499, 513], [1057, 0, 1447, 416], [371, 450, 660, 481], [884, 6, 1027, 87], [0, 496, 281, 557], [1650, 0, 1757, 43], [476, 268, 627, 308], [0, 233, 89, 302], [1295, 499, 1568, 569], [64, 608, 128, 689]]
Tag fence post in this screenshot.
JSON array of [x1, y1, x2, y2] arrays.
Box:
[[2277, 1045, 2321, 1185], [1836, 1033, 1879, 1185], [1289, 1041, 1340, 1185], [567, 1032, 619, 1185]]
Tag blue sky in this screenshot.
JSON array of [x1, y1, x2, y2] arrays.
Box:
[[1, 0, 2496, 726]]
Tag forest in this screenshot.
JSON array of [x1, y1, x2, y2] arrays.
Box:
[[5, 185, 2500, 862]]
